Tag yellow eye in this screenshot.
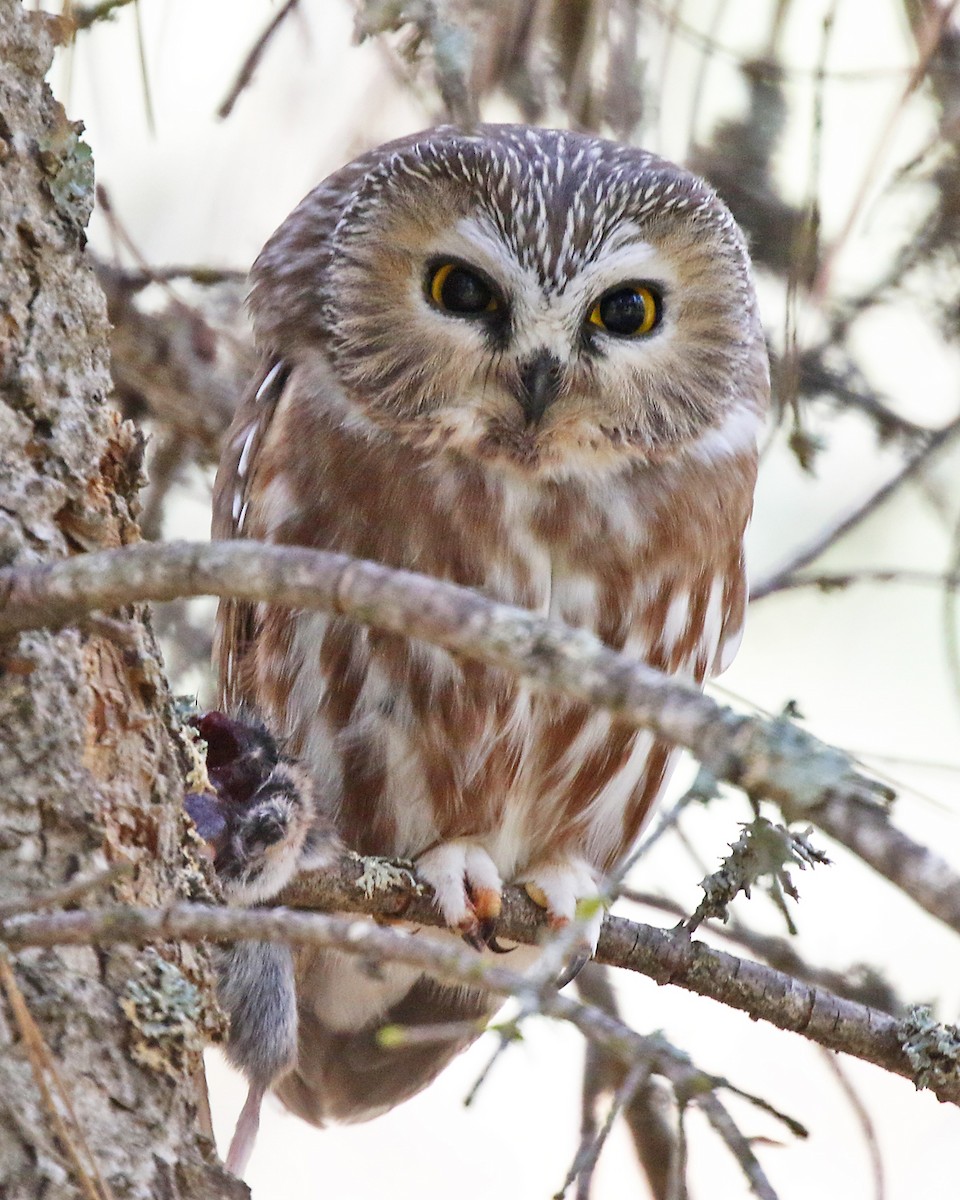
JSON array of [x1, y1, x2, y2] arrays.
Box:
[[428, 262, 499, 316], [588, 285, 661, 337]]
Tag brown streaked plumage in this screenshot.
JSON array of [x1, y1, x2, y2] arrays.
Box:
[[210, 123, 768, 1172]]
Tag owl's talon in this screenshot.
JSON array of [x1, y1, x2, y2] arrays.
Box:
[[461, 926, 487, 952], [528, 879, 581, 937], [521, 857, 605, 962], [555, 947, 592, 989], [477, 915, 501, 947], [470, 885, 502, 924], [416, 840, 504, 939]]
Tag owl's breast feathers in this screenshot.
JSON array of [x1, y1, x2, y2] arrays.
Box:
[[215, 366, 757, 881]]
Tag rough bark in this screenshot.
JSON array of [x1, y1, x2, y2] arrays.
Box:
[[0, 3, 243, 1196]]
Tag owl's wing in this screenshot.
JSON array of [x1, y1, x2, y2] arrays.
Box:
[[276, 971, 493, 1126], [212, 360, 289, 713], [211, 359, 498, 1132], [713, 550, 749, 678]]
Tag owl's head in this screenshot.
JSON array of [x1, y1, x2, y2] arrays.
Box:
[[250, 125, 767, 477]]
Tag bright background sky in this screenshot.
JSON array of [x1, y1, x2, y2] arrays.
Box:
[[48, 1, 960, 1196]]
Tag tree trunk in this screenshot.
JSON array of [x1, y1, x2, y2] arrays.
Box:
[[0, 3, 243, 1195]]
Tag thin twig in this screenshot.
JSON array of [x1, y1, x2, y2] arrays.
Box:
[[628, 766, 719, 864], [812, 0, 960, 299], [132, 0, 154, 134], [575, 1038, 605, 1200], [751, 567, 960, 599], [139, 430, 188, 542], [576, 964, 678, 1199], [379, 1017, 487, 1048], [0, 862, 132, 921], [12, 540, 960, 938], [942, 506, 960, 706], [556, 1054, 651, 1199], [461, 1029, 515, 1107], [818, 1049, 886, 1200], [697, 1092, 780, 1200], [751, 414, 960, 600], [3, 895, 959, 1103], [218, 0, 300, 119], [103, 264, 247, 288]]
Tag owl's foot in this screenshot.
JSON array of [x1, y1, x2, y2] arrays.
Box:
[[416, 840, 503, 949], [184, 710, 335, 904], [523, 857, 605, 984]]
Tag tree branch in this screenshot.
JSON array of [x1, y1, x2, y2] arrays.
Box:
[[2, 866, 958, 1105], [0, 539, 891, 826], [9, 540, 960, 937]]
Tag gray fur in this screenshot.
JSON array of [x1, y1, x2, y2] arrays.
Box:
[[218, 941, 298, 1088]]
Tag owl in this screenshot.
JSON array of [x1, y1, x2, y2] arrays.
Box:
[[209, 123, 768, 1172]]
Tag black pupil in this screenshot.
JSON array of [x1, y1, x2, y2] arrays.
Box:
[[599, 288, 652, 335], [440, 267, 493, 314]]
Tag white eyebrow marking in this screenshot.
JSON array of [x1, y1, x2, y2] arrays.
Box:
[[589, 241, 657, 280]]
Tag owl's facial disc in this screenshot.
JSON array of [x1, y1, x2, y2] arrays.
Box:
[[420, 232, 670, 434], [420, 256, 671, 442], [294, 132, 762, 474]]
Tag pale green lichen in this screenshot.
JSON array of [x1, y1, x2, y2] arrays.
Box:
[[687, 817, 830, 934], [37, 123, 95, 229], [172, 695, 212, 795], [356, 854, 420, 899], [899, 1005, 960, 1092], [120, 949, 214, 1079], [178, 721, 212, 795]]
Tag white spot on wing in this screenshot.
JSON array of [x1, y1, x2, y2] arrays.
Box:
[[236, 426, 257, 479], [255, 361, 284, 402]]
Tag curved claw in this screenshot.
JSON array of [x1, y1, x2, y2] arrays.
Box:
[[460, 914, 514, 955], [477, 915, 499, 946], [555, 947, 592, 990], [460, 917, 514, 954], [417, 840, 504, 939]]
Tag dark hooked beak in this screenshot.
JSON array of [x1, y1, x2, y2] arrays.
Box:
[[515, 351, 563, 427]]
